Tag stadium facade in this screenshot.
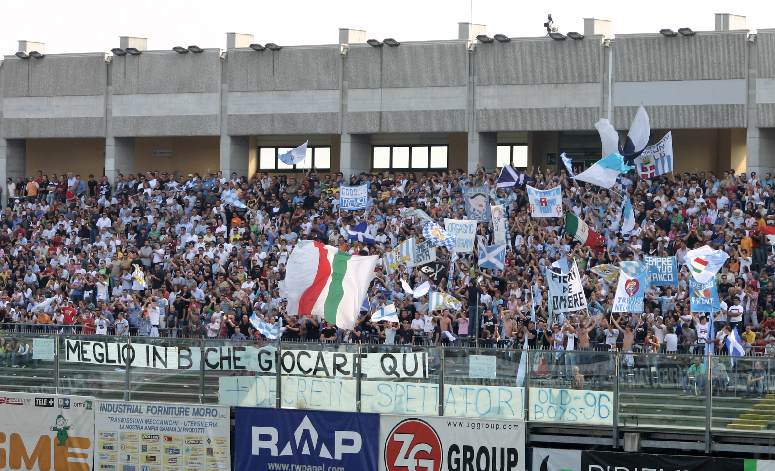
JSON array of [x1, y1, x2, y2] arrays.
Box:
[[0, 13, 773, 188]]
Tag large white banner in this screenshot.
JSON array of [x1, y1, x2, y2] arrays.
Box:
[[547, 262, 587, 313], [95, 400, 230, 471], [0, 392, 94, 471], [64, 340, 427, 378], [379, 416, 525, 471], [218, 376, 524, 420], [528, 387, 613, 426], [444, 218, 477, 253]]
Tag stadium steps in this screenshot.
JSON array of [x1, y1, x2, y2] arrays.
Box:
[[726, 395, 775, 431]]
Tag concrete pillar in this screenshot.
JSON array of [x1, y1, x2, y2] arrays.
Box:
[[119, 36, 147, 51], [584, 18, 612, 38], [220, 135, 250, 179], [0, 139, 27, 206], [18, 40, 45, 54], [715, 13, 747, 31], [747, 128, 775, 176], [339, 133, 371, 178], [339, 29, 367, 44], [467, 131, 496, 174], [104, 137, 135, 182], [458, 23, 487, 41], [528, 131, 560, 169]]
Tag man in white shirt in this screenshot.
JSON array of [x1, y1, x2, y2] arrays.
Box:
[[728, 299, 744, 332]]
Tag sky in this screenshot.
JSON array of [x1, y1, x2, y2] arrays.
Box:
[[0, 0, 773, 54]]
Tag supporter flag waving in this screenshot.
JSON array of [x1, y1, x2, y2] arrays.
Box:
[[249, 314, 283, 340], [428, 291, 462, 312], [560, 153, 575, 177], [283, 240, 379, 330], [496, 165, 520, 188], [371, 303, 399, 323], [573, 153, 633, 189], [564, 213, 604, 249], [621, 194, 635, 235], [595, 105, 650, 164], [478, 243, 507, 271], [527, 185, 563, 218], [684, 245, 729, 284], [422, 222, 456, 251], [278, 141, 308, 165], [346, 221, 375, 245]]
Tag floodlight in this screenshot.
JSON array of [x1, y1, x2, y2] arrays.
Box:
[[567, 32, 584, 40], [660, 29, 678, 37], [249, 43, 265, 51], [111, 48, 127, 56], [493, 34, 510, 43], [678, 27, 695, 37], [367, 39, 383, 47], [265, 43, 282, 51], [29, 51, 44, 59], [125, 47, 141, 55], [188, 45, 203, 53], [15, 51, 29, 59], [383, 38, 400, 47], [549, 32, 567, 40], [173, 46, 189, 54]]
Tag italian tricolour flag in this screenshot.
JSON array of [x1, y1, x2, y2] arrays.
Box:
[[282, 240, 379, 329], [564, 213, 604, 248]]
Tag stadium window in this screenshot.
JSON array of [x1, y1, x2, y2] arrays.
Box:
[[257, 146, 332, 171], [497, 144, 528, 168], [372, 145, 448, 170]]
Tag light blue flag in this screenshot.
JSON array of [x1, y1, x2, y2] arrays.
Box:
[[249, 314, 283, 340], [278, 141, 308, 165], [689, 278, 720, 313], [621, 194, 635, 235], [371, 303, 398, 323], [573, 153, 633, 189], [478, 243, 507, 271], [685, 245, 730, 284], [560, 153, 575, 177], [644, 256, 678, 288]]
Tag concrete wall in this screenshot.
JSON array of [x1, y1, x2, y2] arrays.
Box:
[[134, 136, 219, 175], [756, 30, 775, 127], [613, 32, 748, 129], [26, 138, 104, 177]]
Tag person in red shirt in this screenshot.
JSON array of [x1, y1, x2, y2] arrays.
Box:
[[80, 313, 96, 335]]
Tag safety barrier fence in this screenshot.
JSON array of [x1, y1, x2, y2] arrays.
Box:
[[1, 332, 774, 443]]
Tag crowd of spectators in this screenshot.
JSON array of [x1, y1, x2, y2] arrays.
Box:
[[2, 166, 775, 378]]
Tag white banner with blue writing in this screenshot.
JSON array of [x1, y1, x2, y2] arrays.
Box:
[[527, 185, 563, 218], [339, 184, 369, 210]]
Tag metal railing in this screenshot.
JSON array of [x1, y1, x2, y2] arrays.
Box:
[[1, 331, 773, 447]]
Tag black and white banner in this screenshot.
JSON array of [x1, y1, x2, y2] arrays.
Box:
[[547, 262, 587, 313]]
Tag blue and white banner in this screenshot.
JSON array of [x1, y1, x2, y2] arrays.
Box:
[[613, 261, 648, 313], [645, 256, 679, 288], [429, 291, 462, 312], [413, 239, 436, 266], [383, 238, 416, 273], [685, 245, 729, 284], [278, 141, 308, 165], [547, 262, 587, 314], [478, 243, 507, 271], [444, 218, 477, 253], [491, 204, 508, 245], [340, 184, 370, 211], [371, 304, 398, 323], [462, 185, 491, 221], [690, 278, 720, 313], [235, 408, 379, 471], [635, 131, 673, 179], [527, 185, 563, 218]]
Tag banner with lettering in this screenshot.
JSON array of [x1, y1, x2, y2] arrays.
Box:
[[645, 256, 678, 288], [547, 262, 587, 313], [339, 184, 369, 210], [444, 218, 477, 253], [0, 392, 94, 471], [95, 400, 231, 471], [528, 387, 613, 426], [527, 185, 563, 218], [690, 278, 721, 313], [612, 261, 648, 313], [413, 239, 437, 266]]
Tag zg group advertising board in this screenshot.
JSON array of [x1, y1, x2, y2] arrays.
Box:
[[379, 416, 526, 471], [530, 448, 744, 471], [94, 400, 230, 471], [235, 407, 380, 471], [0, 392, 94, 471]]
